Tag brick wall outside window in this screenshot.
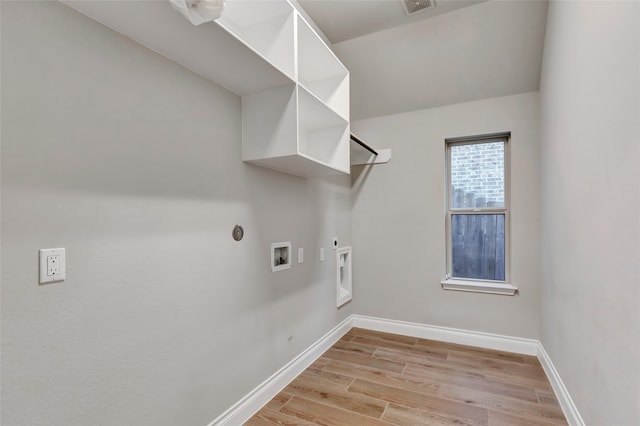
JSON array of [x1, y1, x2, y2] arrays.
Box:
[[450, 142, 504, 208]]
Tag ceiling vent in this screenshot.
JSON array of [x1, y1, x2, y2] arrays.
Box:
[[402, 0, 436, 15]]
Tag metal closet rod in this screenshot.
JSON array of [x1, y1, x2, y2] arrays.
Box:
[[350, 133, 378, 156]]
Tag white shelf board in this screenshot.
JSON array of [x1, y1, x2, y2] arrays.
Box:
[[246, 153, 348, 178], [61, 0, 294, 96]]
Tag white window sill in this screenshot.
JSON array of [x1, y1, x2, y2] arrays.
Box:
[[441, 279, 518, 296]]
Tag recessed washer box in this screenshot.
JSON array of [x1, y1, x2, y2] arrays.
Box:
[[271, 242, 292, 272], [336, 246, 352, 307]]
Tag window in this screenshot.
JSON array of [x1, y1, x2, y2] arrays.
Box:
[[442, 133, 518, 295]]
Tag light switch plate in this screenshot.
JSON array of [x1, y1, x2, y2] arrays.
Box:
[[298, 247, 304, 263], [39, 248, 66, 283]]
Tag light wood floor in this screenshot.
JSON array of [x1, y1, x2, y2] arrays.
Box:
[[245, 327, 567, 425]]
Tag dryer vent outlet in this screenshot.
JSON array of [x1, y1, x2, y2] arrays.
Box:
[[402, 0, 435, 15]]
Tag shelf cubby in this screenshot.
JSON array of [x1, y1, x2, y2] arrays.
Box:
[[242, 84, 298, 162], [242, 85, 349, 177], [217, 0, 296, 81], [296, 15, 349, 121], [297, 87, 350, 174]]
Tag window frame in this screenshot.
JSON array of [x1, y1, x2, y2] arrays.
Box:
[[442, 132, 518, 295]]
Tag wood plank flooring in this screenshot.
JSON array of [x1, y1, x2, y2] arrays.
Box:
[[246, 328, 567, 425]]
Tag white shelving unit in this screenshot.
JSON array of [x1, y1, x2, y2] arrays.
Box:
[[62, 0, 350, 178], [234, 3, 350, 177]]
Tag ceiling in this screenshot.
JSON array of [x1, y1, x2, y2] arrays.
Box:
[[297, 0, 485, 44], [298, 0, 548, 121]]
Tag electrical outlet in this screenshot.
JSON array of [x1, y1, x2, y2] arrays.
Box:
[[40, 248, 65, 283], [297, 247, 304, 263], [320, 247, 325, 262], [47, 255, 60, 276]]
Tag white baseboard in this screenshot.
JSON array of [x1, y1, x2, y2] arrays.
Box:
[[208, 316, 353, 426], [351, 314, 539, 355], [536, 343, 585, 426], [209, 314, 582, 426]]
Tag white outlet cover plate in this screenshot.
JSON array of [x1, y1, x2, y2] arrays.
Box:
[[39, 248, 66, 283]]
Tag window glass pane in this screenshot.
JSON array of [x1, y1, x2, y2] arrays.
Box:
[[451, 214, 505, 281], [451, 141, 504, 208]]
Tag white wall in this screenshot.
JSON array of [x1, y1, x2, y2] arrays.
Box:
[[540, 2, 640, 424], [351, 92, 541, 338], [0, 2, 352, 425]]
